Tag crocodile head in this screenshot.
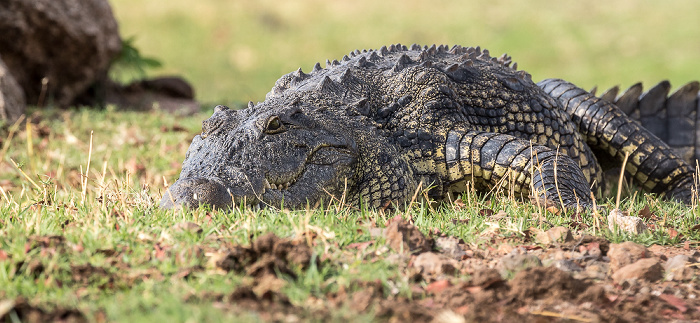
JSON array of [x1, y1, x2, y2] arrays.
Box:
[[160, 98, 360, 209]]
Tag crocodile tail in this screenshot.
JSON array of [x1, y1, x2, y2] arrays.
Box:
[[540, 79, 696, 203], [593, 81, 700, 165]]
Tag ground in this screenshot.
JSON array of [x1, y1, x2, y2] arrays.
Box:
[[1, 107, 699, 323]]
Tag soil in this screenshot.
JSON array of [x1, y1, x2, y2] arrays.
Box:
[[3, 220, 700, 322], [200, 219, 700, 322]]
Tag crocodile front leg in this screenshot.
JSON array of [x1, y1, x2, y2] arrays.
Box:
[[540, 79, 696, 203], [442, 129, 593, 208]]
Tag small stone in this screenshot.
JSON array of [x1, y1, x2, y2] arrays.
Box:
[[412, 252, 458, 277], [664, 255, 694, 281], [608, 208, 647, 234], [611, 258, 663, 283], [384, 217, 432, 254], [584, 260, 609, 280], [608, 241, 650, 273], [535, 226, 573, 245], [552, 259, 583, 273], [497, 250, 542, 278], [470, 268, 504, 287], [435, 236, 466, 258], [173, 221, 203, 234]]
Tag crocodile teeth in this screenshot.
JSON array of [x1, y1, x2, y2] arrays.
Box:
[[263, 179, 271, 189], [270, 183, 278, 190]]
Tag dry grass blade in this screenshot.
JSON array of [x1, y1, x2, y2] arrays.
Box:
[[615, 151, 631, 209], [81, 131, 94, 204], [10, 158, 41, 191]]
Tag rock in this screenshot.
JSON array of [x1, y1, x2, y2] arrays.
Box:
[[470, 268, 504, 287], [584, 260, 609, 280], [608, 241, 650, 272], [412, 252, 458, 278], [497, 249, 542, 278], [664, 255, 694, 281], [608, 208, 647, 234], [0, 0, 121, 107], [0, 57, 24, 123], [611, 258, 664, 283], [551, 259, 583, 273], [105, 77, 200, 114], [384, 217, 432, 254], [435, 236, 466, 259], [535, 226, 574, 245]]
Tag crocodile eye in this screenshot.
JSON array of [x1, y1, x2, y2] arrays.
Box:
[[264, 116, 285, 134]]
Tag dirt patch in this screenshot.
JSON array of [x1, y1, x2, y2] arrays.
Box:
[[209, 232, 316, 278], [7, 229, 700, 321], [213, 227, 700, 322], [0, 298, 93, 323]]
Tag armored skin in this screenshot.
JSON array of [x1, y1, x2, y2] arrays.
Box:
[[160, 44, 697, 210]]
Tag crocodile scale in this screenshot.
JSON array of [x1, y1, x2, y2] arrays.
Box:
[[160, 44, 697, 210]]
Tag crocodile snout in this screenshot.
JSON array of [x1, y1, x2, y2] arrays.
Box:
[[160, 177, 235, 210]]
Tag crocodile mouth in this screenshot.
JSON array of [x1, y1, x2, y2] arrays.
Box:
[[263, 170, 303, 191], [262, 144, 355, 192]]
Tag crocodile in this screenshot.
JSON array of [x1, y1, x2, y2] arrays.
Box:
[[160, 44, 697, 210]]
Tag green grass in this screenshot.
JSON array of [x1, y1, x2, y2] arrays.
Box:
[[109, 0, 700, 105], [1, 107, 699, 321], [2, 1, 700, 320]]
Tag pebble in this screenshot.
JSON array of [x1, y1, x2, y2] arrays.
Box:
[[497, 249, 542, 278], [535, 226, 573, 245], [611, 258, 664, 283], [608, 209, 647, 234], [412, 252, 458, 277], [664, 255, 694, 281], [608, 241, 650, 273], [435, 236, 467, 259]]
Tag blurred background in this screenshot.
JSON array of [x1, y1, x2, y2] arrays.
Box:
[[110, 0, 700, 107]]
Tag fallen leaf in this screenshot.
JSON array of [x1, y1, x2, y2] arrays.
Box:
[[668, 228, 680, 239], [154, 243, 168, 260], [346, 241, 374, 250], [425, 280, 451, 294], [479, 209, 495, 217], [638, 205, 653, 220], [659, 293, 688, 313]]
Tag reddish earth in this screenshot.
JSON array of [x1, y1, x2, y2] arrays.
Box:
[[2, 218, 700, 322]]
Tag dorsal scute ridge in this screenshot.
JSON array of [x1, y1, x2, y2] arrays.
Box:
[[379, 46, 389, 55], [293, 67, 307, 79], [278, 44, 524, 99]]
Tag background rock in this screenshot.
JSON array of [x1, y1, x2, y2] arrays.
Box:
[[0, 0, 121, 108], [0, 57, 25, 124], [101, 77, 200, 114], [608, 241, 650, 273], [611, 258, 664, 283], [384, 218, 432, 254]]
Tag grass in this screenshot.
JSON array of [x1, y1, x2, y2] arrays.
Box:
[[1, 107, 699, 321], [2, 1, 700, 321]]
